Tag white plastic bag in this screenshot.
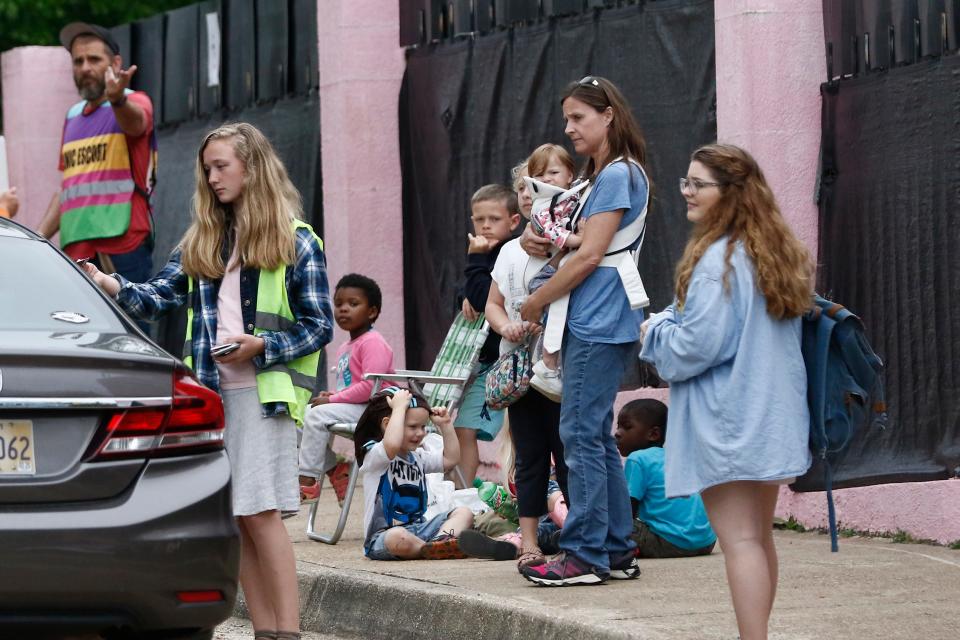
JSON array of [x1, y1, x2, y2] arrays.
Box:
[[451, 487, 489, 515], [423, 473, 455, 520]]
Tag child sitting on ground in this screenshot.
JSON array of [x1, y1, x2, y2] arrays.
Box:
[[616, 399, 717, 558], [522, 144, 579, 402], [355, 386, 474, 560], [299, 274, 394, 504]]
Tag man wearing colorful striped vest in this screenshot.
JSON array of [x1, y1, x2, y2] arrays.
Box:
[[39, 22, 157, 284]]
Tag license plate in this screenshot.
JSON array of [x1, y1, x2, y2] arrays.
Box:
[[0, 420, 36, 475]]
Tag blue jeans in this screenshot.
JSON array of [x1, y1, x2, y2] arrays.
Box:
[[557, 332, 635, 572], [104, 241, 154, 284], [364, 510, 453, 560]]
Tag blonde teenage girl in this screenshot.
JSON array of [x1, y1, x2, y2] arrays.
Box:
[[84, 122, 333, 640]]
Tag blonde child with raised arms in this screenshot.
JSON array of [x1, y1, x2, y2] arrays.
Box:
[[354, 387, 474, 560]]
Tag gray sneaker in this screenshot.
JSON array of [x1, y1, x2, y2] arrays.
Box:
[[608, 550, 641, 580], [530, 360, 562, 402]]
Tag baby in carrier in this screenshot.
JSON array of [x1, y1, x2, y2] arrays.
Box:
[[521, 144, 585, 402]]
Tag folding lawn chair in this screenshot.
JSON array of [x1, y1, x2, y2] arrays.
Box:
[[305, 312, 490, 544]]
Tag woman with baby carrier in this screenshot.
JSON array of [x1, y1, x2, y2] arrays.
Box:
[[518, 75, 649, 586]]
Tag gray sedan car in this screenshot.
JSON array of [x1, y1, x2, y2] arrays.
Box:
[[0, 218, 239, 639]]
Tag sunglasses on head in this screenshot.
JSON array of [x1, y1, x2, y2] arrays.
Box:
[[381, 386, 424, 409]]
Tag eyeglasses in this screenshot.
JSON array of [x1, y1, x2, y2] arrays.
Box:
[[679, 177, 723, 195]]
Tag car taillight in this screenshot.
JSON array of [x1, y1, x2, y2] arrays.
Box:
[[89, 369, 225, 460], [176, 590, 225, 604]]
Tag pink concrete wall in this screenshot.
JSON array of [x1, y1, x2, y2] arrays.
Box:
[[0, 47, 76, 234], [317, 0, 406, 374], [777, 481, 960, 545], [714, 0, 824, 255]]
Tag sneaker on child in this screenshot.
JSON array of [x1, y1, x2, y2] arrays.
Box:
[[530, 360, 562, 403], [519, 551, 608, 586], [420, 532, 468, 560]]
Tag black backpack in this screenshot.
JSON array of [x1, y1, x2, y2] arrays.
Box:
[[797, 295, 887, 551]]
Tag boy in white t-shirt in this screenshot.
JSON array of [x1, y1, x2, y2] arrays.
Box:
[[354, 387, 474, 560]]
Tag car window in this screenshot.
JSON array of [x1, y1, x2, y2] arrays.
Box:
[[0, 238, 126, 332]]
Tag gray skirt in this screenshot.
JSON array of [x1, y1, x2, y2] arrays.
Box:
[[221, 387, 299, 517]]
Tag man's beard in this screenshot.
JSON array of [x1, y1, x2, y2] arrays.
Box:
[[75, 74, 105, 102]]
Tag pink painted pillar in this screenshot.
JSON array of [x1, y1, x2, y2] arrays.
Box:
[[714, 0, 824, 254], [1, 47, 76, 234], [317, 0, 407, 374]]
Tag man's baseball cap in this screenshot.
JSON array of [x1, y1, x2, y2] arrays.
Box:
[[59, 22, 120, 55]]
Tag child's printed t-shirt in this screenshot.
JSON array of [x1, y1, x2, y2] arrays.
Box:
[[625, 447, 716, 550], [329, 329, 394, 403], [490, 238, 549, 356], [361, 439, 444, 545]]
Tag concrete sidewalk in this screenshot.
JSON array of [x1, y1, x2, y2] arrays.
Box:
[[243, 489, 960, 640]]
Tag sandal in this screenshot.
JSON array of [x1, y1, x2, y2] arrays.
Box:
[[516, 546, 545, 572], [325, 460, 352, 506], [299, 479, 320, 504], [254, 630, 277, 640], [276, 632, 301, 640]]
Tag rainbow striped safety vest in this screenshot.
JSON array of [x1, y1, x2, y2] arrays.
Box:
[[59, 90, 157, 249]]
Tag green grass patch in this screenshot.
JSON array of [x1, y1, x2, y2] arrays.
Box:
[[773, 519, 954, 548], [889, 530, 914, 544], [773, 516, 807, 533]]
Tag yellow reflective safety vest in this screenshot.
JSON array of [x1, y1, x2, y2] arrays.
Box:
[[183, 220, 323, 425]]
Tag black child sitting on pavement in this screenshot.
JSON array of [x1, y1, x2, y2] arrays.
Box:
[[616, 399, 717, 558]]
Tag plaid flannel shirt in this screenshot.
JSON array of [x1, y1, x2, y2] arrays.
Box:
[[115, 226, 333, 416]]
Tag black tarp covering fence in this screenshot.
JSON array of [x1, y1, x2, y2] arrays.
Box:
[[399, 0, 717, 371], [821, 0, 960, 77], [111, 0, 319, 127], [809, 55, 960, 488]]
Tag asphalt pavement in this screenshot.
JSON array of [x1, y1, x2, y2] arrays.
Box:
[[235, 486, 960, 640]]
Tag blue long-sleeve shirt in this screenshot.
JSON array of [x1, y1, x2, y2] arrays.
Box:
[[115, 225, 333, 416], [640, 238, 811, 497]]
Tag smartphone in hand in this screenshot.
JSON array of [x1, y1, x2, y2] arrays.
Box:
[[211, 342, 241, 357]]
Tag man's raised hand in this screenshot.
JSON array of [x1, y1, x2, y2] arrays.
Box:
[[105, 65, 138, 104]]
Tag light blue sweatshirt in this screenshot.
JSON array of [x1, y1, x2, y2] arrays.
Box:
[[640, 238, 811, 498]]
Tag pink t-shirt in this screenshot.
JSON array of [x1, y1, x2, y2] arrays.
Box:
[[215, 252, 257, 390], [328, 329, 395, 404]]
